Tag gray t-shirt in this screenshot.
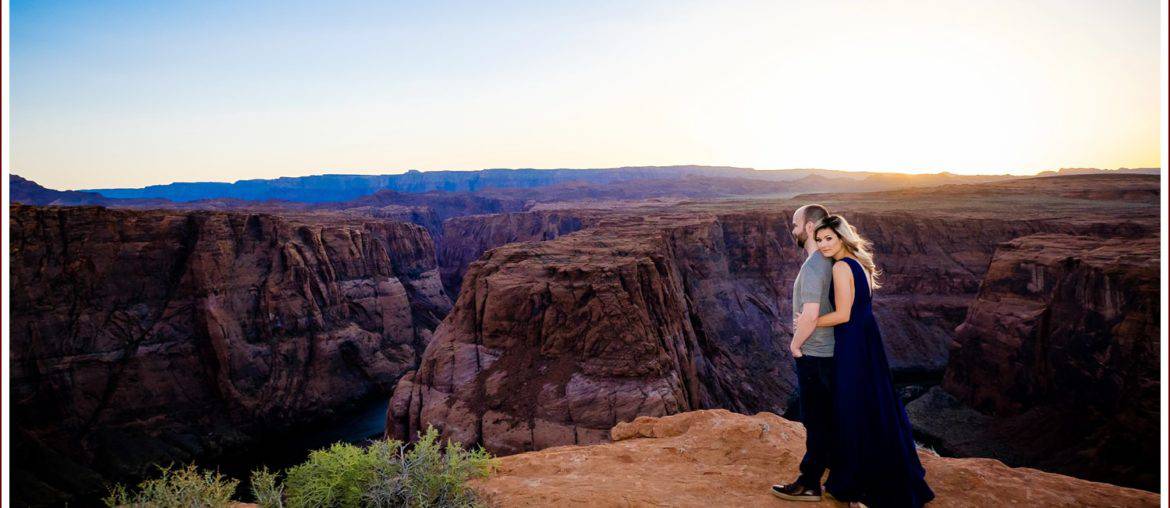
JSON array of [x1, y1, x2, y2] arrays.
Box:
[[792, 251, 835, 357]]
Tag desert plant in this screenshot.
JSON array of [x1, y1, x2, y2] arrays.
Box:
[[102, 463, 239, 508], [381, 426, 496, 508], [251, 466, 285, 508], [281, 425, 497, 508], [103, 426, 498, 507], [284, 441, 382, 507], [359, 439, 409, 507]]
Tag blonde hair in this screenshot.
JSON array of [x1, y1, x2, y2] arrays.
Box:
[[814, 215, 882, 290]]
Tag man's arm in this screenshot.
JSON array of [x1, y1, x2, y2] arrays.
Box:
[[790, 302, 820, 356]]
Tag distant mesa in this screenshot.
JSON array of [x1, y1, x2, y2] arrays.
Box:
[[1036, 167, 1160, 177], [17, 166, 1155, 208], [64, 165, 1024, 203], [11, 174, 111, 206], [79, 166, 768, 202]]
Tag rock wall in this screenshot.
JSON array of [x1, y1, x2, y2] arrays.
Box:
[[436, 211, 593, 298], [386, 210, 1092, 454], [912, 234, 1160, 490], [388, 217, 709, 454], [10, 205, 452, 504]]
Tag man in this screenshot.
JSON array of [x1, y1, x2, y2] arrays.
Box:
[[772, 204, 836, 502]]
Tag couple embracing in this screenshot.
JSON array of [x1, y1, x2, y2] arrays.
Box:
[[771, 204, 935, 508]]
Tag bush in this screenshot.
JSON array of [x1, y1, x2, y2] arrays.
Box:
[[250, 466, 285, 508], [284, 441, 382, 507], [363, 426, 496, 507], [282, 425, 497, 508], [101, 425, 495, 508], [102, 463, 239, 508]]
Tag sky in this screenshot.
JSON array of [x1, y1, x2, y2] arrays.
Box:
[[10, 0, 1164, 190]]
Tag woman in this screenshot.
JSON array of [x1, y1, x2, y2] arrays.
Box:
[[805, 215, 935, 508]]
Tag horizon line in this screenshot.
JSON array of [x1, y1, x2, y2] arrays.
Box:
[[20, 164, 1161, 192]]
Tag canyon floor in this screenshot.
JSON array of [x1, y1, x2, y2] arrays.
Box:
[[470, 409, 1159, 507]]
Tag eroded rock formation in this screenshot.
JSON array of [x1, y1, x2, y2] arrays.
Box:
[[388, 175, 1159, 493], [386, 210, 1082, 454], [13, 173, 1159, 504], [910, 234, 1160, 490], [435, 211, 595, 298], [10, 205, 452, 504]]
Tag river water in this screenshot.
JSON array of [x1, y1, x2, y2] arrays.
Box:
[[204, 396, 391, 497]]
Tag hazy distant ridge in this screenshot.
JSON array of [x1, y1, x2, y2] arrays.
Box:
[[78, 165, 994, 203], [22, 166, 1155, 205], [84, 166, 771, 202]]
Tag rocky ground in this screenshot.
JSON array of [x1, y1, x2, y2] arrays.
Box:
[[470, 409, 1158, 507]]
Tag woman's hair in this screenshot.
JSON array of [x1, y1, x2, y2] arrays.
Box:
[[814, 215, 882, 290]]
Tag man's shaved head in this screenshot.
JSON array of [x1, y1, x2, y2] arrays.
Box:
[[791, 204, 831, 248]]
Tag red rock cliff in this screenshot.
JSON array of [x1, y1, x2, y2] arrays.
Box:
[[386, 209, 1093, 454], [914, 234, 1160, 490], [436, 211, 593, 298], [10, 205, 452, 501]]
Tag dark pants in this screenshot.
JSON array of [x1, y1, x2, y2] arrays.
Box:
[[795, 355, 835, 487]]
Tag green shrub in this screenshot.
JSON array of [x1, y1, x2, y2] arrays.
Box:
[[284, 442, 382, 507], [399, 427, 496, 507], [250, 466, 285, 508], [282, 426, 497, 508], [101, 425, 496, 508], [102, 463, 239, 508], [358, 439, 408, 507], [361, 427, 496, 507]]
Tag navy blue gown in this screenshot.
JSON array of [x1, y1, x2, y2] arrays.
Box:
[[824, 257, 935, 507]]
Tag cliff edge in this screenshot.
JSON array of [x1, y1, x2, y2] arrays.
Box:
[[470, 409, 1158, 507]]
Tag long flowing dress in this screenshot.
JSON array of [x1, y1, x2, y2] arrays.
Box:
[[824, 256, 935, 507]]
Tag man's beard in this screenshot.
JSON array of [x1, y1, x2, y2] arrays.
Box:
[[792, 231, 807, 248]]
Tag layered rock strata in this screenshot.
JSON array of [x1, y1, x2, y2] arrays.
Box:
[[10, 205, 452, 504], [387, 210, 1090, 454], [911, 234, 1160, 490], [435, 211, 595, 298]]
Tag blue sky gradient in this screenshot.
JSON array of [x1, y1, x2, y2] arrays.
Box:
[[11, 0, 1162, 189]]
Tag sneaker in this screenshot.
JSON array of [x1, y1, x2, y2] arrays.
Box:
[[771, 481, 823, 502]]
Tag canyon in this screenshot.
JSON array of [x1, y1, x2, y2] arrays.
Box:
[[10, 205, 451, 504], [8, 171, 1160, 504], [389, 174, 1160, 491], [909, 233, 1160, 490]]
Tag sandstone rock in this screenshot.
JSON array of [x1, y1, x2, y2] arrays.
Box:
[[436, 210, 593, 298], [10, 205, 452, 504], [387, 209, 1091, 455], [470, 409, 1157, 507], [927, 234, 1160, 490], [389, 175, 1159, 493]]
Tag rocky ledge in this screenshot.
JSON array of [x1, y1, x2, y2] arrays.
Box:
[[470, 409, 1158, 507]]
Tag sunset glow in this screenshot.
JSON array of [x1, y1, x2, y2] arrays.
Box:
[[10, 0, 1162, 189]]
